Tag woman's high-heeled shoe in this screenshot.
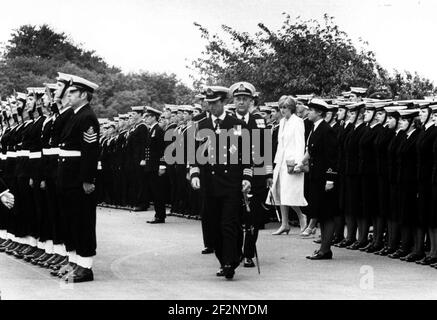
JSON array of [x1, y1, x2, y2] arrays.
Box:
[[272, 226, 291, 235], [300, 227, 316, 237]]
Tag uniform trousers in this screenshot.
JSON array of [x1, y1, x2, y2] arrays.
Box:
[[15, 176, 35, 238], [204, 192, 241, 268], [60, 187, 97, 257], [31, 177, 46, 241], [145, 171, 166, 220], [242, 189, 267, 259], [167, 165, 178, 212], [46, 178, 64, 245]]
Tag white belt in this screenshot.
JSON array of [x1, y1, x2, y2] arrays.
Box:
[[29, 152, 42, 159], [6, 151, 17, 158], [59, 150, 81, 157], [0, 154, 6, 160], [17, 150, 30, 157], [42, 148, 60, 155]]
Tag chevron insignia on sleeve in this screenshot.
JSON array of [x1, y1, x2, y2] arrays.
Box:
[[83, 126, 98, 143]]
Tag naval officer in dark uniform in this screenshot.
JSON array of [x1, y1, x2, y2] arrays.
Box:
[[190, 86, 252, 280], [57, 74, 99, 283], [229, 81, 271, 269], [143, 107, 167, 224]]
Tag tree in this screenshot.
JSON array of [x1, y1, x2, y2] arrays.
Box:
[[190, 13, 434, 101], [0, 24, 193, 116]]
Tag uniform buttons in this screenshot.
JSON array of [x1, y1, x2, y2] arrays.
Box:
[[62, 159, 66, 162], [224, 170, 228, 173], [212, 171, 215, 174], [223, 146, 226, 149], [211, 156, 214, 158]]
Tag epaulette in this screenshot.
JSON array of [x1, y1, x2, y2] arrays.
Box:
[[255, 118, 266, 128], [193, 115, 207, 124]]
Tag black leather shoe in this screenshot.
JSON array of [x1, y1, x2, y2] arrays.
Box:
[[416, 256, 437, 265], [66, 266, 94, 283], [31, 253, 49, 265], [56, 262, 76, 278], [336, 239, 355, 248], [19, 245, 37, 257], [12, 244, 30, 257], [365, 244, 384, 253], [50, 257, 69, 271], [42, 254, 63, 268], [34, 253, 54, 266], [216, 267, 225, 277], [147, 219, 165, 224], [24, 249, 45, 262], [5, 242, 21, 254], [388, 249, 410, 259], [243, 258, 255, 268], [306, 250, 333, 260], [0, 239, 13, 250], [222, 265, 235, 279], [332, 237, 344, 245], [39, 254, 59, 267], [359, 243, 374, 252], [201, 247, 214, 254], [402, 253, 425, 262], [346, 241, 368, 250], [18, 246, 38, 259]]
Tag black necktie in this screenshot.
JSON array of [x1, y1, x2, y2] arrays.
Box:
[[214, 118, 222, 131]]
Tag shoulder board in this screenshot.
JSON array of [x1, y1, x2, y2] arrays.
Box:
[[193, 116, 207, 124], [255, 118, 266, 128]]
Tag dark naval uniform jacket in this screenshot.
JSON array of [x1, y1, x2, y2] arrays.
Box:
[[58, 104, 100, 189]]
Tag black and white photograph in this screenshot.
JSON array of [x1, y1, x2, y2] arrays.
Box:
[[0, 0, 437, 304]]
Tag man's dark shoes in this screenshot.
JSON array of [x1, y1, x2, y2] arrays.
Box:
[[147, 219, 165, 224], [243, 258, 255, 268], [216, 267, 225, 277], [0, 239, 13, 251], [416, 256, 437, 265], [222, 265, 235, 279], [402, 252, 425, 262], [306, 250, 333, 260], [388, 249, 410, 259], [63, 265, 94, 283], [201, 247, 214, 254], [24, 249, 45, 262], [5, 242, 20, 254]]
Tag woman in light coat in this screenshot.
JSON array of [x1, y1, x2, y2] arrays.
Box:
[[267, 95, 307, 235]]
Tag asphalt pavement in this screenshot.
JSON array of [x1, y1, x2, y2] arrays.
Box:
[[1, 207, 436, 300]]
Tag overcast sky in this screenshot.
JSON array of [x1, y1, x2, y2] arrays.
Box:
[[0, 0, 436, 87]]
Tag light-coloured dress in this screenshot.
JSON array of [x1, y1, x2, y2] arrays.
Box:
[[266, 114, 307, 207]]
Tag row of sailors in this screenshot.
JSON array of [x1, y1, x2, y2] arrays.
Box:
[[0, 72, 100, 283], [95, 101, 282, 218]]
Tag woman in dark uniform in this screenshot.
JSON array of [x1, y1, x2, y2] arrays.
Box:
[[351, 104, 382, 251], [339, 102, 366, 248], [330, 103, 350, 245], [375, 106, 405, 256], [411, 104, 437, 263], [369, 104, 393, 253], [389, 109, 420, 260]]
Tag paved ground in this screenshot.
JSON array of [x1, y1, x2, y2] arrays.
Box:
[[1, 207, 437, 300]]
